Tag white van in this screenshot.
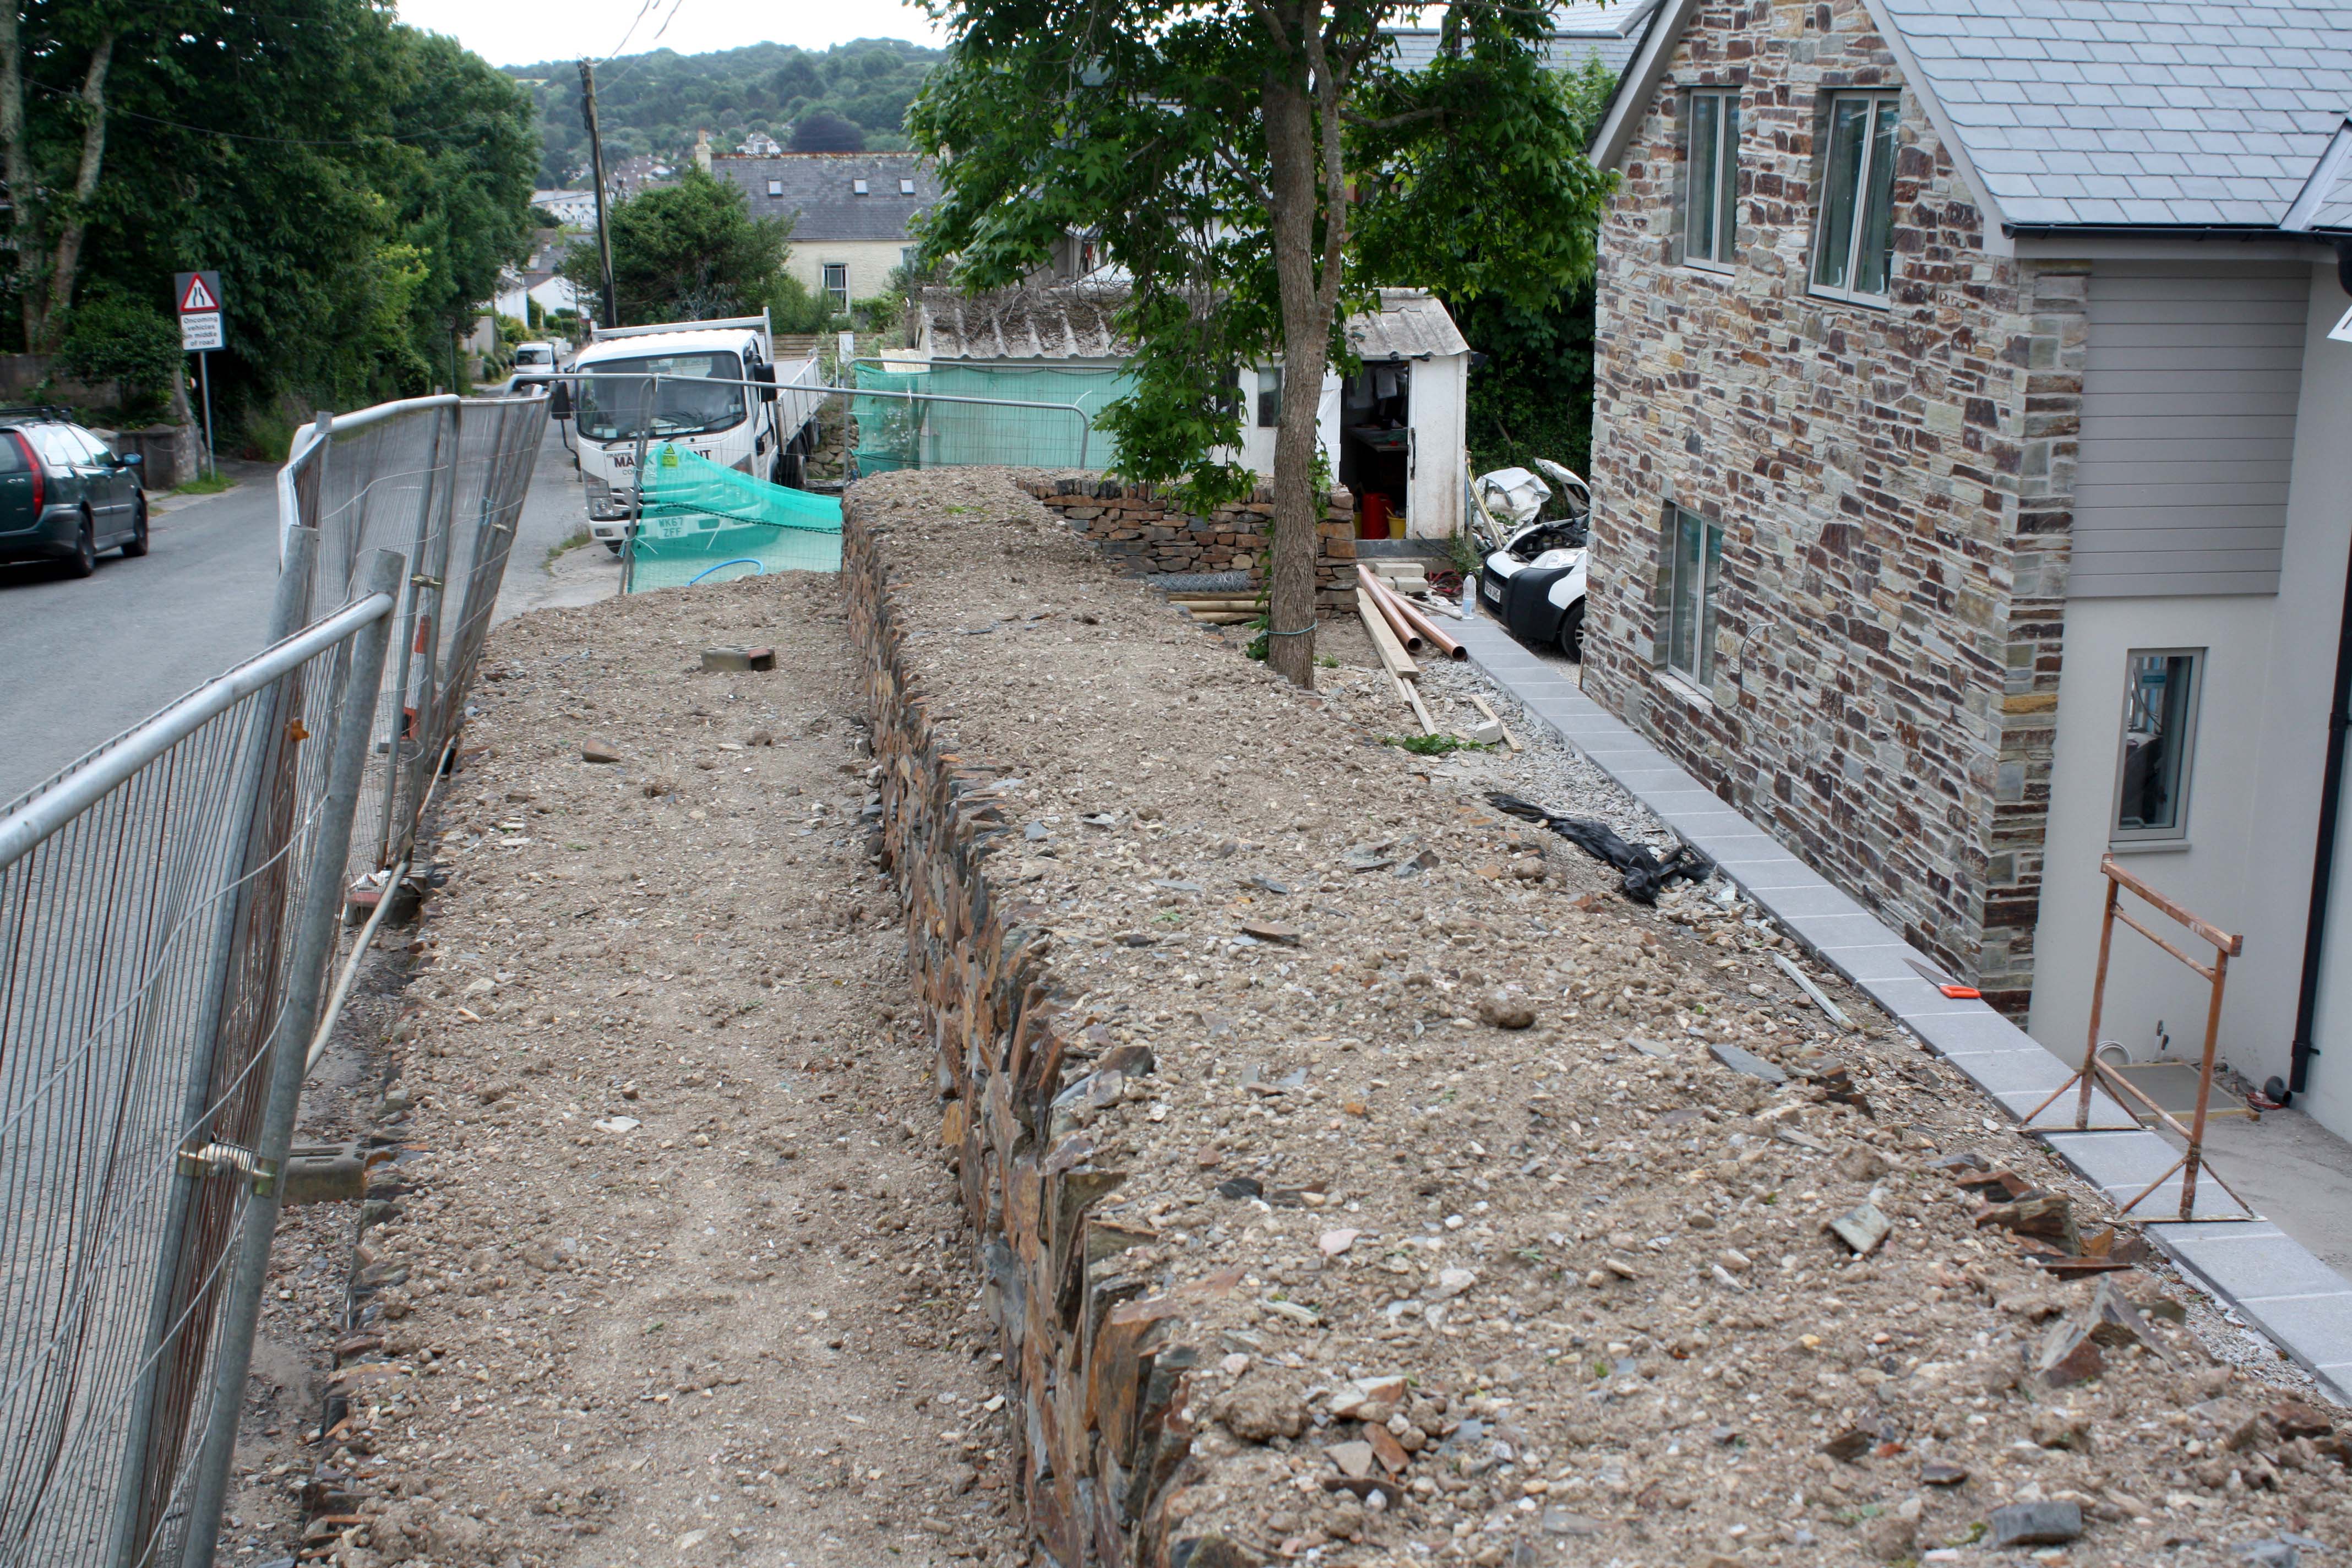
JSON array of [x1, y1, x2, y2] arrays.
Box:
[[559, 313, 823, 551]]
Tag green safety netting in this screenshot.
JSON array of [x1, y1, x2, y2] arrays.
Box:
[[625, 442, 843, 591], [851, 362, 1133, 473]]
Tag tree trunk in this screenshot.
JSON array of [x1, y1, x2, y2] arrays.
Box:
[[0, 6, 34, 353], [1261, 61, 1326, 689], [36, 31, 117, 353]]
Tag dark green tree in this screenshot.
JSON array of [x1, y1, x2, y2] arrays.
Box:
[[913, 2, 1611, 684], [562, 167, 792, 326]]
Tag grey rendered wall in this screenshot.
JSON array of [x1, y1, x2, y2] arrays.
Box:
[[2070, 261, 2309, 598]]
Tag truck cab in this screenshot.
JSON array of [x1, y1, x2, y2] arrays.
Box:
[[559, 314, 819, 549]]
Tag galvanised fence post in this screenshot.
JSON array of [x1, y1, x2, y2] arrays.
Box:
[[175, 548, 404, 1568]]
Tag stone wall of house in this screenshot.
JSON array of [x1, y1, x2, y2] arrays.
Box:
[[1580, 0, 2078, 1013], [1021, 477, 1363, 615]]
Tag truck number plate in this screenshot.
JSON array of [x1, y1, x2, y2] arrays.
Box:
[[1481, 579, 1503, 603]]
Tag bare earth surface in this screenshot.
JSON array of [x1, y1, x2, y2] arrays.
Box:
[[215, 467, 2349, 1568], [850, 468, 2349, 1568], [228, 574, 1021, 1568]]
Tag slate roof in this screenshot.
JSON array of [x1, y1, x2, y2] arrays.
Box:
[[1387, 0, 1661, 75], [916, 285, 1468, 362], [1876, 0, 2352, 230], [711, 153, 939, 244]]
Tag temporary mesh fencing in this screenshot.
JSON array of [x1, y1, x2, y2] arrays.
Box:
[[0, 550, 402, 1568], [624, 442, 843, 592], [0, 391, 542, 1568], [849, 362, 1126, 473], [279, 395, 546, 875]]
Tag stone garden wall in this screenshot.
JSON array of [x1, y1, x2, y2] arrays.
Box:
[[1021, 477, 1364, 616]]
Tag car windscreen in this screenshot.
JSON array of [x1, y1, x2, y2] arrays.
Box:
[[514, 347, 553, 365], [576, 351, 747, 442]]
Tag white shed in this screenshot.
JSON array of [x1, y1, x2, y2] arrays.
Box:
[[911, 284, 1470, 539]]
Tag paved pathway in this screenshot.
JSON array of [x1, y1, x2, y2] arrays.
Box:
[[1452, 598, 2352, 1403]]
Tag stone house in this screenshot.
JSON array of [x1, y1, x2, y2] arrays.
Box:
[[1578, 0, 2352, 1136]]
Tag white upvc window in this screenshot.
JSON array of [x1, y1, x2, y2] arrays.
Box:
[[2112, 649, 2204, 845], [821, 264, 849, 310], [1810, 93, 1901, 304], [1663, 505, 1724, 685], [1683, 89, 1740, 269]]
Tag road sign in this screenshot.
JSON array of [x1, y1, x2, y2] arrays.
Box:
[[180, 312, 222, 352], [174, 271, 222, 316]]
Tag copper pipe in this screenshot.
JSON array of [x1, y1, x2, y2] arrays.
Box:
[[1359, 567, 1464, 660]]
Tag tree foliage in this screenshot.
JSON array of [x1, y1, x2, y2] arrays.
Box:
[[509, 40, 942, 183], [563, 167, 825, 331], [912, 0, 1613, 683], [0, 2, 537, 428]]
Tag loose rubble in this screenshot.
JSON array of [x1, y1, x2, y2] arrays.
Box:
[[849, 466, 2350, 1567], [225, 574, 1022, 1567]]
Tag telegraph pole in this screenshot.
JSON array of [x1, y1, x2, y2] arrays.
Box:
[[578, 58, 621, 331]]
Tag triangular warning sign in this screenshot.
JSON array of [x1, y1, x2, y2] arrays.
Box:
[[179, 275, 217, 313]]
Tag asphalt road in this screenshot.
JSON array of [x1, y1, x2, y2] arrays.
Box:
[[0, 465, 282, 803], [0, 421, 618, 807]]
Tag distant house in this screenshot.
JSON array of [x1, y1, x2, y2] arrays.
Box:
[[908, 282, 1471, 537], [1575, 0, 2352, 1135], [711, 152, 940, 309], [493, 231, 582, 324], [532, 189, 598, 230], [739, 131, 783, 157]]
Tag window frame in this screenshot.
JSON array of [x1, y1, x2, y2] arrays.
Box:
[[2110, 647, 2206, 847], [765, 178, 783, 198], [1807, 91, 1902, 308], [1681, 88, 1741, 273], [820, 264, 850, 311], [1255, 367, 1283, 429], [851, 178, 870, 196], [1660, 504, 1724, 688]]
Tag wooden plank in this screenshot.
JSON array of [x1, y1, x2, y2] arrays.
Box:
[[1355, 586, 1420, 682], [1468, 694, 1521, 752], [1403, 679, 1439, 736], [1772, 954, 1852, 1031]]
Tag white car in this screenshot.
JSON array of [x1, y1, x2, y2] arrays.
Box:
[[1474, 459, 1591, 661]]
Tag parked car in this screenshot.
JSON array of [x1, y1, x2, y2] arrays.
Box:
[[0, 409, 146, 578], [1474, 459, 1591, 660], [503, 341, 560, 395]]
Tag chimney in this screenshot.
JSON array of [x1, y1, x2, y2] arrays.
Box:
[[693, 129, 712, 173]]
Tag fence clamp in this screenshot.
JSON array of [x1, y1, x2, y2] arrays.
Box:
[[177, 1140, 279, 1198], [410, 574, 444, 591]]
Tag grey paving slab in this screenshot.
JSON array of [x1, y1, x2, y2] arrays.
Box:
[[1786, 911, 1910, 950], [1746, 883, 1871, 921], [1910, 1008, 2045, 1054], [2042, 1130, 2255, 1217], [1815, 944, 1935, 984]]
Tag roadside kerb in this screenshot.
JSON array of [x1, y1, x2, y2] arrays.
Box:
[[1453, 600, 2352, 1404]]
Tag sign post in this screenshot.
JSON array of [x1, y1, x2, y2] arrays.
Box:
[[174, 271, 223, 478]]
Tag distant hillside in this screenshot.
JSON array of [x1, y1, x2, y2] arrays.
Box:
[[506, 39, 943, 187]]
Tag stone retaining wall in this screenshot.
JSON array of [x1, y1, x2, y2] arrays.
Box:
[[1021, 477, 1363, 616], [843, 497, 1229, 1568]]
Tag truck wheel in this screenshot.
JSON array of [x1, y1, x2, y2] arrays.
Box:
[[1558, 600, 1586, 663]]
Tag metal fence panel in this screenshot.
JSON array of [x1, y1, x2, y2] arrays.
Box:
[[0, 388, 544, 1567], [0, 549, 401, 1568]]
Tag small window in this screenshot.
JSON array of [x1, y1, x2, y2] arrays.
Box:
[[851, 178, 869, 195], [900, 246, 918, 268], [1683, 89, 1739, 269], [2113, 650, 2203, 842], [1811, 94, 1900, 302], [1662, 505, 1724, 685], [821, 264, 849, 310], [1255, 367, 1283, 428], [899, 178, 916, 195], [766, 178, 782, 198]]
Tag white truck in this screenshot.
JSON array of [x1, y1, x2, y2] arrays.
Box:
[[554, 312, 824, 552]]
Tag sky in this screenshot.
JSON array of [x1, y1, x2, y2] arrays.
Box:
[[395, 0, 949, 67]]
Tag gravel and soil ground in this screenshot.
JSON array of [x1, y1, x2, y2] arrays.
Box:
[[219, 464, 2349, 1568], [850, 466, 2349, 1567], [221, 573, 1022, 1568]]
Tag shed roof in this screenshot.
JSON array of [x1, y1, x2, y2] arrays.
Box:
[[711, 153, 939, 243], [916, 285, 1469, 362], [1386, 0, 1660, 77], [1592, 0, 2352, 235]]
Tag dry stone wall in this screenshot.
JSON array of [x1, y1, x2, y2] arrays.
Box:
[[1580, 0, 2081, 1012], [843, 497, 1218, 1568], [1021, 477, 1363, 615]]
